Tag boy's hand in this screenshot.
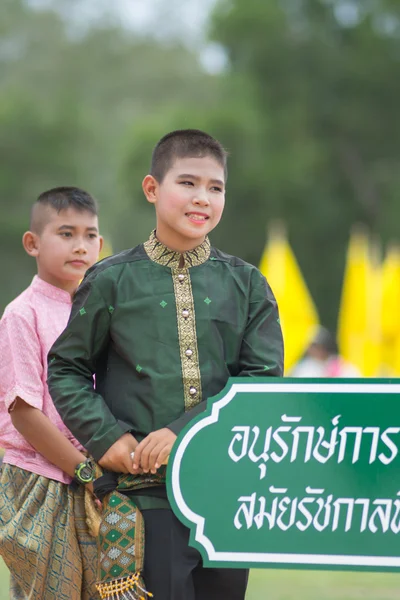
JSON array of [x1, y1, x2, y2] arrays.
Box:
[[133, 428, 177, 474], [98, 433, 138, 473]]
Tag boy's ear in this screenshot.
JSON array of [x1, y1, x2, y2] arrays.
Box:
[[22, 231, 40, 257], [142, 175, 159, 205], [98, 236, 104, 254]]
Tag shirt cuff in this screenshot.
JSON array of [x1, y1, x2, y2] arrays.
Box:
[[4, 386, 43, 412], [86, 420, 132, 462]]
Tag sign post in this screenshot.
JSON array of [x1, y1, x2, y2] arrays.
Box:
[[167, 378, 400, 572]]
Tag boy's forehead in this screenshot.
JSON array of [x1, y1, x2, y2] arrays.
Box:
[[51, 207, 98, 225], [33, 205, 98, 233], [168, 155, 225, 181]]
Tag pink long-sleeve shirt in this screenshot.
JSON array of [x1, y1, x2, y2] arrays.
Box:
[[0, 275, 84, 483]]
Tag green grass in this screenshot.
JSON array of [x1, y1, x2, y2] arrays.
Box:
[[246, 569, 400, 600], [1, 559, 400, 599]]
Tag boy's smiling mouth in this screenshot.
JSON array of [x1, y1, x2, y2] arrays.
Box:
[[186, 212, 209, 222]]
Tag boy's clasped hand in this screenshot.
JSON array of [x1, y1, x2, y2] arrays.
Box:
[[98, 429, 176, 474]]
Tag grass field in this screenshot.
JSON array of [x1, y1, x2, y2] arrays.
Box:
[[1, 559, 400, 599]]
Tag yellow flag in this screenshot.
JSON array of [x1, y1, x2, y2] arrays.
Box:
[[381, 244, 400, 375], [337, 228, 381, 376], [260, 223, 319, 373]]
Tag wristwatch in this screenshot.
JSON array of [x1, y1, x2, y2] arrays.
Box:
[[74, 458, 95, 485]]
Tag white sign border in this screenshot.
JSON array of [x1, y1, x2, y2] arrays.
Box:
[[170, 382, 400, 568]]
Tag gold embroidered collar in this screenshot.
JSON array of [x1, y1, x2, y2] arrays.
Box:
[[143, 230, 211, 268]]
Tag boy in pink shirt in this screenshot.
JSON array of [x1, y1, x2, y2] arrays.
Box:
[[0, 187, 103, 599]]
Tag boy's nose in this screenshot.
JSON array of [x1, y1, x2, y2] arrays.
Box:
[[193, 193, 210, 206], [74, 240, 88, 254]]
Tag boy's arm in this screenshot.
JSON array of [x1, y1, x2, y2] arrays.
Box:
[[10, 398, 88, 478], [11, 398, 136, 476], [0, 311, 89, 481], [48, 275, 137, 469], [166, 269, 284, 435]]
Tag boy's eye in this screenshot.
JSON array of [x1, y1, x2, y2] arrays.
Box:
[[60, 232, 72, 238], [211, 186, 223, 193], [88, 234, 98, 239], [179, 181, 194, 186]]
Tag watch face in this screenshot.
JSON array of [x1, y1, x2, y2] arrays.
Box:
[[80, 465, 93, 481], [76, 460, 94, 483]]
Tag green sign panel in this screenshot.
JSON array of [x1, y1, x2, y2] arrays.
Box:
[[167, 378, 400, 572]]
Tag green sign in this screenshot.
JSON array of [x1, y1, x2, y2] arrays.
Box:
[[167, 378, 400, 572]]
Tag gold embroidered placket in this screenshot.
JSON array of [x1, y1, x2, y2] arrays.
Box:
[[143, 231, 210, 411], [172, 267, 202, 411]]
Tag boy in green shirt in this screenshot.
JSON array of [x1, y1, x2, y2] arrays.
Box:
[[48, 129, 284, 600]]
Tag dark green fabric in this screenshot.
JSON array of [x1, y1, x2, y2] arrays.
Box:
[[48, 240, 283, 509]]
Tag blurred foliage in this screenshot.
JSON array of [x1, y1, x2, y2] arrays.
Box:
[[1, 0, 399, 330], [207, 0, 400, 327], [0, 0, 219, 306]]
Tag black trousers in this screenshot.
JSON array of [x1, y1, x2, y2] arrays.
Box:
[[142, 508, 249, 600]]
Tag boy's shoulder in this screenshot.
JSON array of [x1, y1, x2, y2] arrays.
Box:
[[209, 247, 272, 297], [82, 243, 266, 286], [210, 246, 263, 273], [83, 244, 147, 282], [1, 284, 36, 324]]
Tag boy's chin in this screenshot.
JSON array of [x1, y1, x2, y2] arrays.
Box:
[[183, 222, 212, 237], [62, 267, 87, 280]]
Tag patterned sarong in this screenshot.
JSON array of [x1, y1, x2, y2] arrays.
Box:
[[0, 463, 98, 600], [95, 469, 166, 600]]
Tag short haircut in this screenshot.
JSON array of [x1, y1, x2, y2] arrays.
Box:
[[30, 186, 98, 233], [150, 129, 228, 182]]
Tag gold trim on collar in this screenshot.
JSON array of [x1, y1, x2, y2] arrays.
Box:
[[143, 230, 210, 268]]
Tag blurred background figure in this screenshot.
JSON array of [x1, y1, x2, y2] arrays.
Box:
[[291, 326, 360, 378]]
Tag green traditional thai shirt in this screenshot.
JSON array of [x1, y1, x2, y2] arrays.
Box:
[[48, 232, 284, 507]]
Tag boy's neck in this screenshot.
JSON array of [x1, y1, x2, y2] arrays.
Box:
[[36, 272, 79, 298]]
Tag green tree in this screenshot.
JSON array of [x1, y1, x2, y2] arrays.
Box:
[[206, 0, 400, 328], [118, 0, 400, 329], [0, 0, 217, 309]]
